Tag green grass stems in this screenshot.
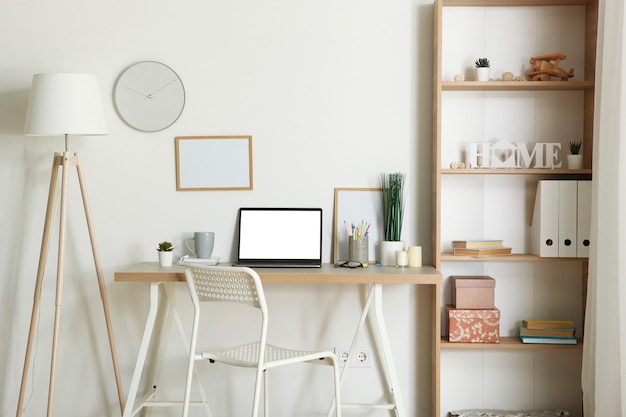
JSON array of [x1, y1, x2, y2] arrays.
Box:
[[380, 172, 406, 241]]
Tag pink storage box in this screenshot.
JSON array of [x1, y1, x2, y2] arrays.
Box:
[[446, 304, 500, 343], [451, 275, 495, 309]]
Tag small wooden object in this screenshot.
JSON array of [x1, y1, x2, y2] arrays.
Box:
[[526, 53, 574, 81]]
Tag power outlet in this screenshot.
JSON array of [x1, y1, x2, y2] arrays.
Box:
[[334, 346, 372, 368]]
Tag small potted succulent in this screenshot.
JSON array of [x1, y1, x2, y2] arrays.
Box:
[[475, 57, 491, 82], [567, 140, 583, 169], [157, 241, 174, 267]]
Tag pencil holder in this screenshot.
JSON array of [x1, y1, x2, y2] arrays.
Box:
[[348, 236, 368, 264]]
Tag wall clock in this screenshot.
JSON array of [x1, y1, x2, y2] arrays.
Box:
[[114, 61, 185, 132]]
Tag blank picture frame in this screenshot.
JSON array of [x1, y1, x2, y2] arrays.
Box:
[[333, 188, 383, 263], [175, 136, 253, 191]]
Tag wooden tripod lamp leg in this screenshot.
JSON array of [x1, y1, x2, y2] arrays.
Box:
[[16, 153, 62, 417], [74, 152, 126, 412], [46, 152, 71, 417], [15, 152, 125, 417]]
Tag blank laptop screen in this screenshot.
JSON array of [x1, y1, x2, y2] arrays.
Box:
[[237, 208, 322, 265]]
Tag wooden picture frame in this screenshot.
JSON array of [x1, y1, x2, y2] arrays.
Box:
[[175, 136, 253, 191], [333, 187, 383, 263]]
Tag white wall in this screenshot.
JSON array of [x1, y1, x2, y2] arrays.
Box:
[[0, 1, 435, 416]]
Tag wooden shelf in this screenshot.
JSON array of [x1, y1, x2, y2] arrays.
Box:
[[440, 253, 588, 262], [441, 336, 583, 349], [441, 168, 592, 175], [442, 0, 591, 7], [441, 80, 594, 91]]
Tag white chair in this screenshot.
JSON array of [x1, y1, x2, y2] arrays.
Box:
[[182, 264, 342, 417]]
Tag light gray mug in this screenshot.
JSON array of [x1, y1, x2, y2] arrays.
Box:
[[185, 232, 215, 259]]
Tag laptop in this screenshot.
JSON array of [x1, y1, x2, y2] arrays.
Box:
[[235, 207, 323, 268]]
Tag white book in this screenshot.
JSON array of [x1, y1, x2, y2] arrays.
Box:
[[177, 255, 220, 266]]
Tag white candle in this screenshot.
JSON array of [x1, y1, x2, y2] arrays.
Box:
[[395, 250, 408, 267], [408, 246, 422, 267]]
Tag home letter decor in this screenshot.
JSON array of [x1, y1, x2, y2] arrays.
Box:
[[467, 140, 562, 168]]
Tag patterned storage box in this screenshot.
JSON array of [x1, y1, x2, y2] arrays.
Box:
[[446, 304, 500, 343]]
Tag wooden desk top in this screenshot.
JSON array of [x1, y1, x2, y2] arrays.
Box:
[[114, 262, 442, 285]]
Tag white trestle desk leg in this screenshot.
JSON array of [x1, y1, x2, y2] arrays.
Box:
[[327, 285, 375, 417], [372, 283, 405, 417], [124, 282, 160, 417], [327, 283, 405, 417], [124, 283, 211, 417], [162, 284, 212, 416], [141, 283, 175, 417]]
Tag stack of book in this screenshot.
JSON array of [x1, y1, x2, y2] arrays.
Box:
[[519, 320, 577, 345], [451, 239, 512, 256]]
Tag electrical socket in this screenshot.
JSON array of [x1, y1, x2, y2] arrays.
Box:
[[334, 347, 372, 368]]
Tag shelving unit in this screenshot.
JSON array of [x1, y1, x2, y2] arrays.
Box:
[[431, 0, 597, 416], [441, 336, 584, 349]]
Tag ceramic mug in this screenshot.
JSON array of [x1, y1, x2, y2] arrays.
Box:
[[185, 232, 215, 259]]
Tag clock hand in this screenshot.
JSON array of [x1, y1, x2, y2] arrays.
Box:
[[146, 79, 178, 99], [126, 86, 150, 98]]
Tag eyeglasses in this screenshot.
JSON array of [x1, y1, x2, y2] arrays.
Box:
[[334, 261, 363, 269]]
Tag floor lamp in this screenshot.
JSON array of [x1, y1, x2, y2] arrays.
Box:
[[16, 73, 125, 417]]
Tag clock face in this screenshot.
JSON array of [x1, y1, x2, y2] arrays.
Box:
[[114, 61, 185, 132]]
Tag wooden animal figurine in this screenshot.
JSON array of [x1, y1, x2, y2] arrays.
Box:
[[526, 53, 575, 81]]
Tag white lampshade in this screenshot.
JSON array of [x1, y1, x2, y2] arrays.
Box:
[[24, 73, 107, 136]]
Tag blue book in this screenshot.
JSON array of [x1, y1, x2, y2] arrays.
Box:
[[520, 336, 577, 345]]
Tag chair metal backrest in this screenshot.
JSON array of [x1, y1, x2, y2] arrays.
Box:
[[184, 265, 270, 363], [186, 265, 267, 311]]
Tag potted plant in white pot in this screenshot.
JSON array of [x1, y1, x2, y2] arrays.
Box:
[[567, 140, 583, 169], [157, 241, 174, 267], [475, 57, 491, 81], [379, 172, 406, 265]]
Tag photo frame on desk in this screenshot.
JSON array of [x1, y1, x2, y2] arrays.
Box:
[[175, 136, 253, 191], [333, 188, 382, 263]]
